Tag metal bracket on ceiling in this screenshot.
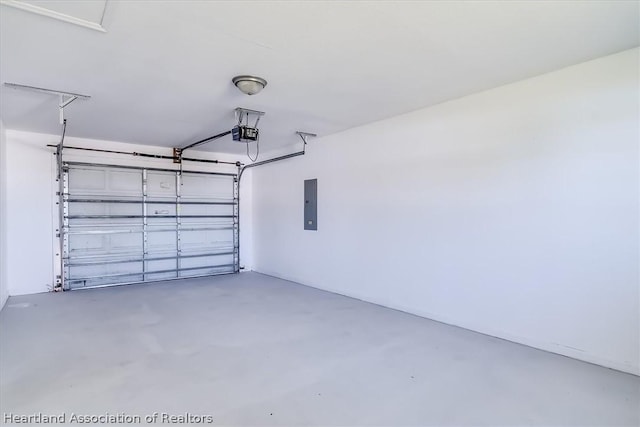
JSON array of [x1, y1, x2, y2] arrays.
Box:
[[235, 107, 265, 128], [296, 131, 317, 147], [4, 82, 91, 124], [58, 94, 78, 124]]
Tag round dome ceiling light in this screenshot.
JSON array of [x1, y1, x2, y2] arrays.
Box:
[[232, 75, 267, 95]]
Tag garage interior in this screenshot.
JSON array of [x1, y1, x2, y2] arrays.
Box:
[[0, 1, 638, 426]]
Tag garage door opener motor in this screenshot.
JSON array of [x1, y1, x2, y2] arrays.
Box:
[[232, 107, 264, 143]]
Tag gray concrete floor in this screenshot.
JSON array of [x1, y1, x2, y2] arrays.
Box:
[[0, 272, 638, 426]]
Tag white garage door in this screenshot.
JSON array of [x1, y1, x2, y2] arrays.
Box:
[[61, 162, 239, 289]]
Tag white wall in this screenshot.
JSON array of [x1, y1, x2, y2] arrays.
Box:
[[0, 119, 8, 311], [4, 130, 252, 296], [6, 131, 57, 296], [252, 48, 640, 375]]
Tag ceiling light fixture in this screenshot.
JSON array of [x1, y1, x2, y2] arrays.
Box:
[[232, 75, 267, 95]]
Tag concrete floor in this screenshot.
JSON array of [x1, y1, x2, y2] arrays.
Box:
[[0, 273, 638, 426]]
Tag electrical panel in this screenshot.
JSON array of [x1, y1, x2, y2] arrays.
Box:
[[304, 179, 317, 231]]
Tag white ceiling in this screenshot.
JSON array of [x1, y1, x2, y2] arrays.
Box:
[[1, 1, 638, 154]]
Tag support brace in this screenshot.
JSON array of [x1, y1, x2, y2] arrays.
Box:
[[59, 94, 78, 124], [296, 131, 317, 146], [235, 107, 265, 128], [3, 83, 90, 124], [239, 131, 316, 181]]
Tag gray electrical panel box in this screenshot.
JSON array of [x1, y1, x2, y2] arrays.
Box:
[[304, 179, 317, 230]]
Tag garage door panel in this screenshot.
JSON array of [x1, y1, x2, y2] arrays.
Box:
[[178, 265, 234, 277], [147, 230, 177, 253], [180, 254, 234, 269], [68, 203, 142, 216], [68, 168, 107, 191], [147, 171, 177, 198], [180, 204, 233, 216], [69, 236, 141, 254], [69, 219, 142, 229], [109, 234, 143, 252], [148, 204, 177, 217], [144, 271, 178, 281], [68, 234, 106, 253], [180, 217, 231, 225], [70, 261, 143, 277], [108, 170, 143, 194], [69, 167, 142, 196], [75, 274, 145, 288], [181, 229, 233, 249], [145, 258, 178, 272], [63, 163, 238, 289], [181, 174, 233, 199]]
